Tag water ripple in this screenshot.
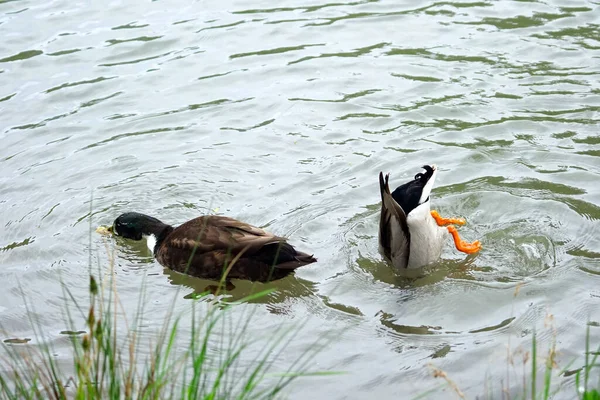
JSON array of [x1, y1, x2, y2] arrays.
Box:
[[1, 0, 599, 398]]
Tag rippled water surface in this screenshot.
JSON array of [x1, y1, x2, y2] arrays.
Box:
[[1, 0, 599, 397]]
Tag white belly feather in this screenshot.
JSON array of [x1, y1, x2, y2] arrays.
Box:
[[406, 201, 446, 269], [144, 233, 157, 253]]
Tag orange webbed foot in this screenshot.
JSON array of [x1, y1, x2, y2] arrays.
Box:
[[431, 210, 466, 226], [447, 225, 481, 255]]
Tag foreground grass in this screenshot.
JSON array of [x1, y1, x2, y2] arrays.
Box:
[[426, 318, 600, 400], [0, 266, 328, 400]]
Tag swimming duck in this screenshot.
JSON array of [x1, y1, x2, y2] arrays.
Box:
[[104, 212, 316, 284], [379, 165, 481, 270]]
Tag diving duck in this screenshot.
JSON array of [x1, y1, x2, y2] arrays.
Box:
[[104, 212, 316, 283], [379, 165, 481, 270]]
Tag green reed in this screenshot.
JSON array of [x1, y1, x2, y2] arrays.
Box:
[[0, 264, 329, 400], [427, 320, 600, 399]]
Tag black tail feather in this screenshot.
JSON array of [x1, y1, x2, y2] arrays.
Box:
[[253, 242, 316, 269]]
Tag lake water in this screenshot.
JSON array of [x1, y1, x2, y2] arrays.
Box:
[[1, 0, 599, 398]]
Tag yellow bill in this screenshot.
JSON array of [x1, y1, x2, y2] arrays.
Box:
[[95, 225, 113, 236]]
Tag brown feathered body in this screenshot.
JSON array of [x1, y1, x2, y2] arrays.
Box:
[[151, 215, 316, 282]]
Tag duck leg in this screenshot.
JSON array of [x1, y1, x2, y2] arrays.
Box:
[[430, 211, 481, 253], [430, 210, 466, 226], [204, 280, 236, 295], [446, 226, 481, 254]]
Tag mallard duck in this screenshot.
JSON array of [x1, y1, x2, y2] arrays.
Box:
[[379, 164, 481, 270], [104, 212, 316, 283]]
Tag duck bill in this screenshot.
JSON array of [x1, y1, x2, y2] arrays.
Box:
[[418, 164, 437, 204], [95, 225, 114, 235]]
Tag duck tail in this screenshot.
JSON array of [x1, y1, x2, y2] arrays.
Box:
[[275, 248, 317, 270], [379, 171, 391, 200], [295, 251, 318, 266], [253, 241, 317, 270]]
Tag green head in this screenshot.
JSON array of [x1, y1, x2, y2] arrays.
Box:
[[110, 212, 166, 240]]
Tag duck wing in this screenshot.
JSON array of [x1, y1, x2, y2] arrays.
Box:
[[156, 216, 315, 281], [379, 172, 410, 269], [161, 215, 283, 254]]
